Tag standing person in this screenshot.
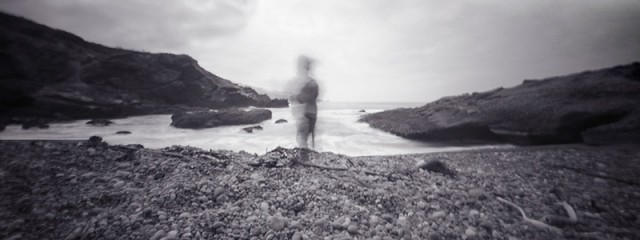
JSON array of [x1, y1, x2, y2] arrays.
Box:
[[287, 55, 319, 161]]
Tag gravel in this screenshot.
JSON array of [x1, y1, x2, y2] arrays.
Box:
[[0, 140, 639, 239]]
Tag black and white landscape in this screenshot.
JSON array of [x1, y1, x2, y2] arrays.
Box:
[[1, 1, 639, 240]]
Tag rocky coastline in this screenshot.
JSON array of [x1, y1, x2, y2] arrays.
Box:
[[1, 139, 638, 240], [0, 13, 287, 129], [360, 62, 640, 146]]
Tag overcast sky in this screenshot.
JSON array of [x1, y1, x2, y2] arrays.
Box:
[[2, 0, 639, 102]]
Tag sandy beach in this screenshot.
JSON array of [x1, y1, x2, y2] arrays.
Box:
[[1, 139, 638, 240]]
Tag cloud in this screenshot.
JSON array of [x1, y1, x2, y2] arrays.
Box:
[[0, 0, 257, 50], [1, 0, 639, 102]]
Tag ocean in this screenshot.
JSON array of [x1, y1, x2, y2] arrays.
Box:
[[0, 102, 509, 156]]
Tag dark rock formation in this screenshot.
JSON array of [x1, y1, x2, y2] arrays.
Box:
[[171, 108, 272, 129], [361, 62, 640, 145], [87, 119, 113, 126], [275, 119, 288, 124], [242, 125, 263, 133], [359, 110, 366, 113], [116, 131, 131, 135], [0, 13, 287, 126], [21, 119, 49, 130]]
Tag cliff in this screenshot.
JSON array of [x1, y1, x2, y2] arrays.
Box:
[[0, 12, 286, 125], [361, 62, 640, 145]]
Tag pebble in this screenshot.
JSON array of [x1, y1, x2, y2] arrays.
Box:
[[151, 230, 165, 240], [113, 180, 125, 188], [213, 187, 225, 197], [431, 211, 446, 218], [347, 224, 358, 234], [179, 212, 191, 218], [468, 188, 486, 199], [266, 216, 285, 231], [166, 230, 178, 240], [211, 221, 224, 229], [465, 226, 477, 236], [260, 202, 269, 212], [594, 177, 607, 184], [331, 216, 351, 230], [469, 210, 480, 217]]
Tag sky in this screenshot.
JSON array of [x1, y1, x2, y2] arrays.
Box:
[[1, 0, 639, 102]]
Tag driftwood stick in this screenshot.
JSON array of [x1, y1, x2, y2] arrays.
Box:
[[496, 197, 563, 235]]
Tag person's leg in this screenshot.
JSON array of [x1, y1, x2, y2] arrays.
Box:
[[305, 113, 317, 149]]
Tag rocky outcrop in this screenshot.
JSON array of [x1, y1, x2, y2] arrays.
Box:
[[242, 125, 263, 133], [361, 62, 640, 145], [0, 13, 287, 125], [170, 108, 272, 129], [86, 119, 113, 126]]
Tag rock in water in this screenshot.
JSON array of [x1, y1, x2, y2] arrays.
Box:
[[170, 108, 272, 129], [416, 159, 456, 177], [242, 125, 263, 133], [116, 131, 131, 135], [275, 119, 288, 124], [87, 119, 113, 126]]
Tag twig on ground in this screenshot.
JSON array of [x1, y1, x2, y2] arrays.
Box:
[[496, 197, 563, 235]]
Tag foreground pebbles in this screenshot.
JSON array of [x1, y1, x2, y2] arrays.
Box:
[[0, 140, 639, 239]]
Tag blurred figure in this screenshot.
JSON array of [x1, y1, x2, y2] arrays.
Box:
[[287, 55, 319, 160]]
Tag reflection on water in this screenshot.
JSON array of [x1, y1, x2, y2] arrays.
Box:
[[0, 102, 510, 156]]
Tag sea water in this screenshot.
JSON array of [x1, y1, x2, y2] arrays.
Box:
[[0, 102, 509, 156]]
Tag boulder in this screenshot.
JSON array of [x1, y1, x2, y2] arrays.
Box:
[[361, 62, 640, 145], [242, 125, 263, 133], [170, 108, 272, 129], [87, 119, 113, 126]]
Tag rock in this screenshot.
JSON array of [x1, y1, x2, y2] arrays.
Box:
[[116, 130, 131, 135], [266, 216, 286, 231], [87, 119, 113, 126], [347, 224, 358, 234], [360, 62, 640, 145], [166, 230, 178, 240], [469, 210, 480, 217], [291, 231, 303, 240], [242, 125, 263, 133], [171, 108, 272, 129], [359, 110, 366, 113], [431, 211, 446, 218], [331, 216, 351, 230], [213, 187, 225, 197], [179, 212, 191, 218], [468, 188, 487, 200], [88, 136, 103, 146], [113, 180, 125, 188], [275, 119, 288, 124], [211, 221, 224, 229], [416, 159, 456, 176], [465, 226, 477, 236], [151, 230, 165, 240]]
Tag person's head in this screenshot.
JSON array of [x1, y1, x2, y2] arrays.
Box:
[[297, 55, 313, 75]]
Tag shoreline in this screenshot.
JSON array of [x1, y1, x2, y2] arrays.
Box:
[[1, 139, 639, 239]]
